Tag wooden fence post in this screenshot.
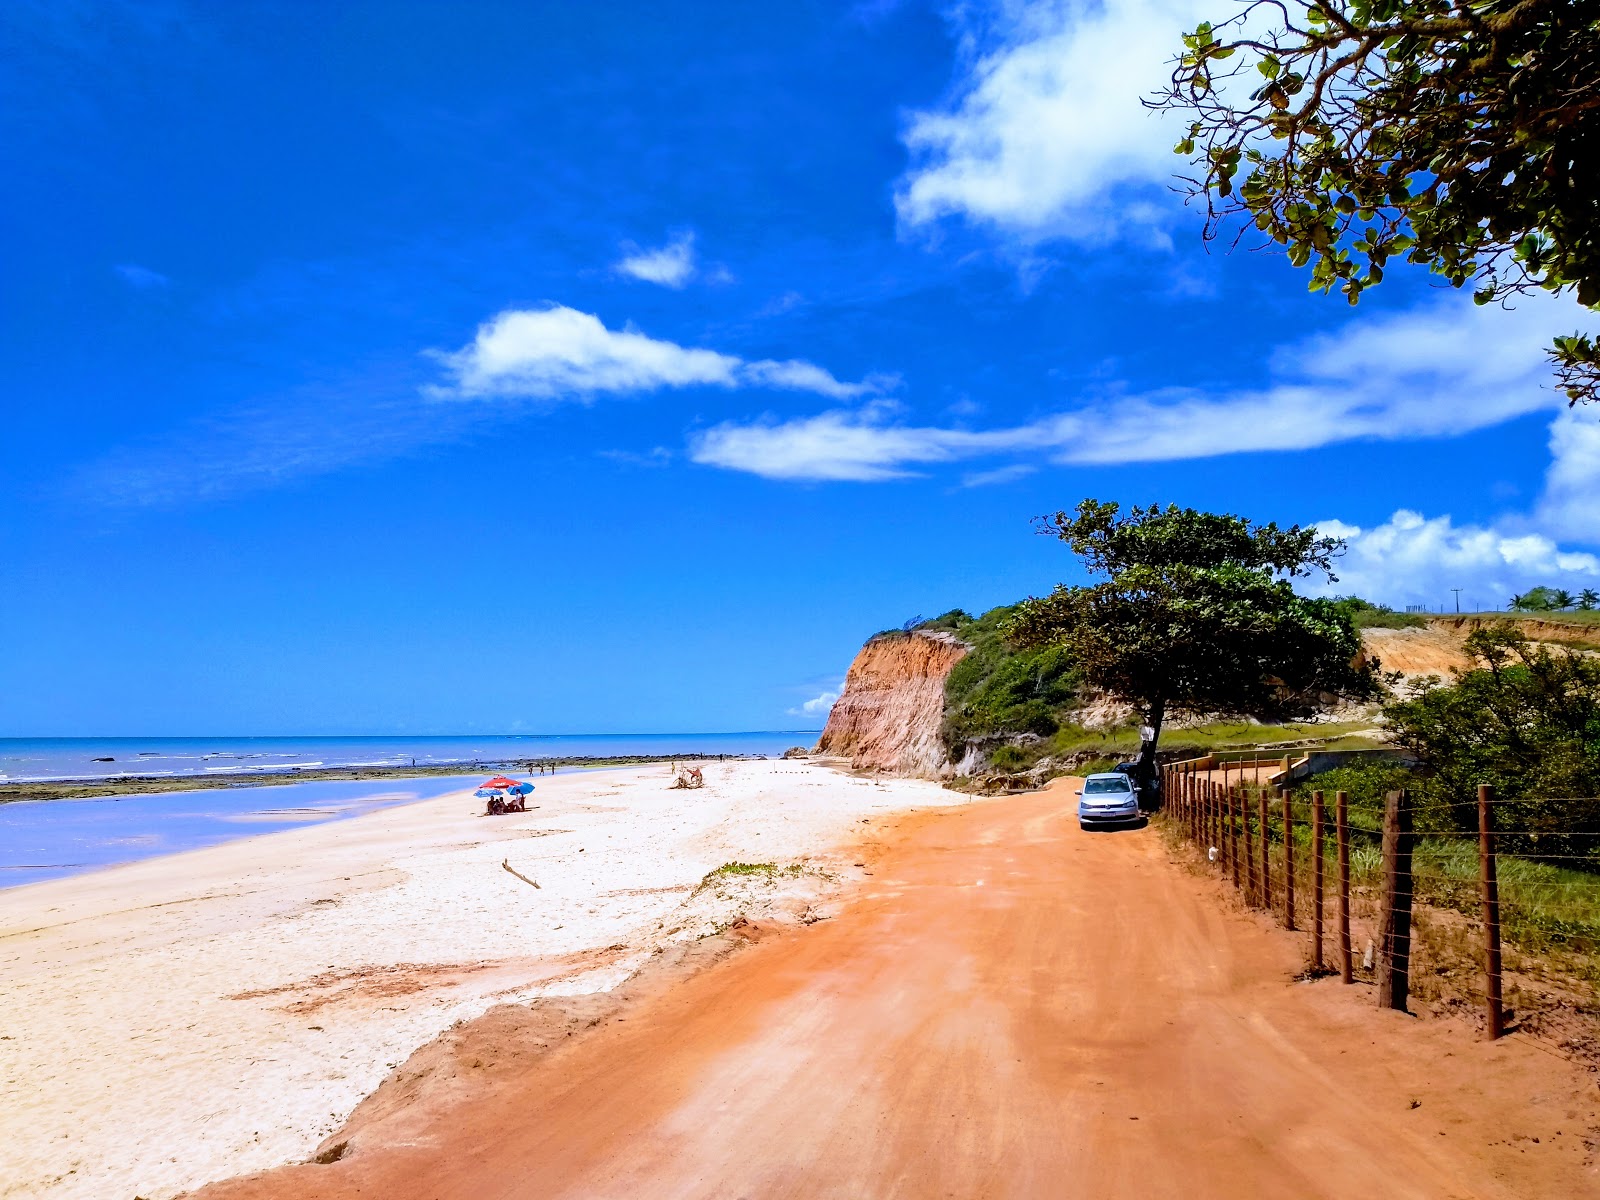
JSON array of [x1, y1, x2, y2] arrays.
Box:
[[1282, 786, 1296, 931], [1242, 786, 1255, 902], [1311, 789, 1325, 974], [1337, 790, 1352, 984], [1227, 785, 1239, 887], [1207, 780, 1216, 852], [1378, 788, 1415, 1012], [1479, 783, 1504, 1040], [1259, 788, 1272, 913]]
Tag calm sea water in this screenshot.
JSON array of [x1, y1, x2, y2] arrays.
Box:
[[0, 732, 810, 783], [0, 775, 489, 887], [0, 732, 813, 889]]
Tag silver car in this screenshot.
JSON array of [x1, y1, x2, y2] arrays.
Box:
[[1076, 772, 1142, 829]]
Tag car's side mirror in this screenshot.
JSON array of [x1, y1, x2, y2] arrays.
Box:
[[1073, 790, 1083, 797]]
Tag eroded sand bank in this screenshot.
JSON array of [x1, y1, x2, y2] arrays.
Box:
[[0, 759, 960, 1200]]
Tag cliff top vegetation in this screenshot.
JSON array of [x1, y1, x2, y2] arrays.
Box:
[[917, 606, 1083, 758]]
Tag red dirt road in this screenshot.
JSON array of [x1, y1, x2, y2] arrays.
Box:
[[197, 781, 1599, 1199]]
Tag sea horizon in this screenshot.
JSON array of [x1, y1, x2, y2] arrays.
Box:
[[0, 732, 819, 784]]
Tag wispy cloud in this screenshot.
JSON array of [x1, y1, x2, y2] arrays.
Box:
[[115, 263, 170, 289], [896, 0, 1205, 245], [428, 304, 885, 403], [961, 463, 1036, 488], [693, 404, 1018, 481], [690, 295, 1571, 481], [68, 300, 888, 507], [614, 232, 698, 288], [69, 368, 474, 507], [599, 446, 673, 468]]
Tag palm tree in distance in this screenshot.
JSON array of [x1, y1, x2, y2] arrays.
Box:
[[1553, 588, 1577, 610], [1580, 589, 1600, 612], [1511, 586, 1563, 612]]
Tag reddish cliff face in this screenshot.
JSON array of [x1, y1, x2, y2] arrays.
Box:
[[816, 631, 968, 777]]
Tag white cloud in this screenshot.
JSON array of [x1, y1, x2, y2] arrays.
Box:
[[789, 689, 841, 718], [615, 232, 697, 288], [691, 294, 1570, 481], [429, 305, 882, 403], [693, 407, 1026, 481], [1535, 407, 1600, 542], [742, 360, 894, 401], [896, 0, 1206, 243], [115, 263, 170, 289], [1305, 510, 1600, 609]]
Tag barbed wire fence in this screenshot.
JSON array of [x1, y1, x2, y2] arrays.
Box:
[[1160, 761, 1600, 1062]]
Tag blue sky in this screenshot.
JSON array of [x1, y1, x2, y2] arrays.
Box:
[[4, 0, 1598, 737]]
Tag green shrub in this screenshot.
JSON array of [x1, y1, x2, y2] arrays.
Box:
[[932, 604, 1085, 753], [1330, 595, 1427, 629], [1385, 627, 1600, 863], [989, 744, 1034, 773], [1292, 758, 1420, 837]]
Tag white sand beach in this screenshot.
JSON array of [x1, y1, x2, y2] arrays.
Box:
[[0, 759, 961, 1200]]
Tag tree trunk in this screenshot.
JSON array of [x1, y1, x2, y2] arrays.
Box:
[[1136, 697, 1165, 812]]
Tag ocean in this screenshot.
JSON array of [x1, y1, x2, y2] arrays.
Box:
[[0, 732, 811, 783], [0, 732, 813, 888], [0, 775, 485, 887]]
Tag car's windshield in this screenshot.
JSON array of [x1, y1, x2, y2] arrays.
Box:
[[1084, 777, 1132, 794]]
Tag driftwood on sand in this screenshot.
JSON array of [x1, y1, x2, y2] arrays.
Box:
[[501, 859, 541, 889]]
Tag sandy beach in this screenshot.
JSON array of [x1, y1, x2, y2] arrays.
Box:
[[0, 759, 962, 1200], [197, 780, 1600, 1200]]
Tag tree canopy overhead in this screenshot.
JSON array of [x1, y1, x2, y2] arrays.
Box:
[[1152, 0, 1600, 402], [1008, 501, 1382, 784]]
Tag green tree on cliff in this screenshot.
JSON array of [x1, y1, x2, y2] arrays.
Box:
[[1008, 500, 1381, 794]]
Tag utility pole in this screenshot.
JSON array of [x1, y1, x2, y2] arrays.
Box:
[[1451, 588, 1463, 614]]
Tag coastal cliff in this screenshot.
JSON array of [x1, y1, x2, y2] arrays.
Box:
[[817, 631, 969, 776], [1427, 614, 1600, 650]]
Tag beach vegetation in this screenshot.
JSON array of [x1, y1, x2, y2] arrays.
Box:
[[1382, 623, 1600, 863], [697, 861, 804, 889], [930, 603, 1085, 756], [1153, 0, 1600, 405], [1331, 596, 1427, 629]]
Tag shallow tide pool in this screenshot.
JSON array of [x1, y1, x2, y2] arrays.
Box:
[[0, 775, 486, 887]]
